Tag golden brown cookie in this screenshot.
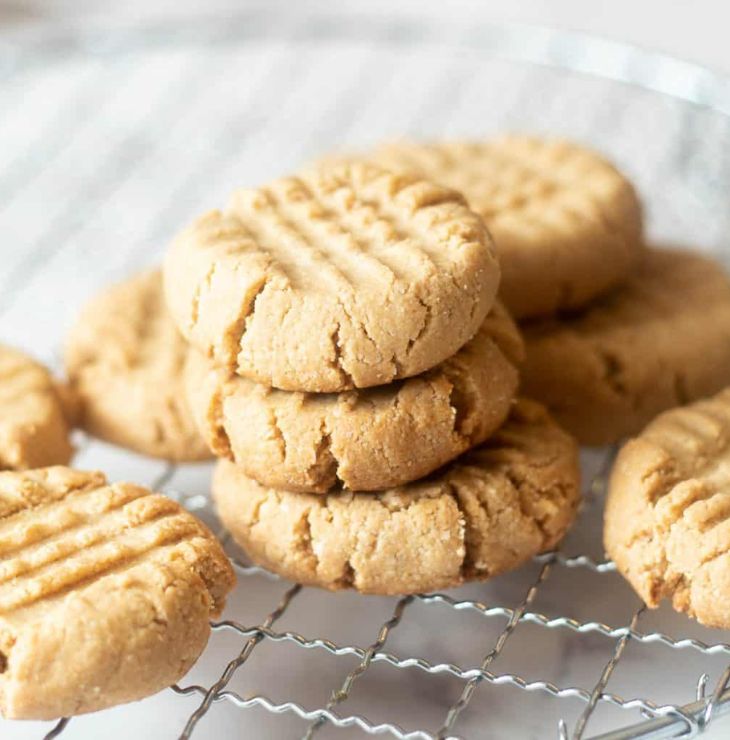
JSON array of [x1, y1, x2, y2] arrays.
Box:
[[65, 270, 211, 461], [0, 345, 73, 470], [0, 466, 234, 719], [187, 302, 522, 493], [521, 249, 730, 446], [605, 388, 730, 628], [164, 162, 500, 392], [213, 400, 580, 595], [372, 136, 643, 319]]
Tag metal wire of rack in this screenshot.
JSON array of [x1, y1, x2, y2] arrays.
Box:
[[3, 7, 730, 739]]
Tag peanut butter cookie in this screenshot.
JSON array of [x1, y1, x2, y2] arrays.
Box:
[[187, 303, 523, 493], [0, 466, 234, 719], [0, 344, 73, 470], [522, 249, 730, 446], [65, 270, 211, 461], [373, 136, 643, 319], [605, 388, 730, 628], [164, 162, 499, 392], [213, 400, 580, 594]]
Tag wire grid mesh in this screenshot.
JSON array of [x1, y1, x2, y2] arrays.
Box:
[[3, 8, 730, 739]]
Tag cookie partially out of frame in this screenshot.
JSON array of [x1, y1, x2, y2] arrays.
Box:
[[373, 135, 644, 319], [605, 388, 730, 628], [521, 249, 730, 446], [0, 466, 234, 720], [187, 303, 523, 493], [164, 162, 500, 392], [64, 270, 211, 461], [0, 344, 73, 470], [213, 400, 580, 595]]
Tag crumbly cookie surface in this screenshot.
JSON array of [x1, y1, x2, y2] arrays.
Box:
[[0, 466, 234, 719], [64, 270, 211, 461], [213, 400, 580, 594], [605, 389, 730, 628], [374, 136, 643, 319], [187, 303, 523, 493], [164, 162, 499, 392], [0, 344, 73, 470], [522, 249, 730, 446]]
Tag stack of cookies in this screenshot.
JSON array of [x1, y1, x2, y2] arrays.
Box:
[[160, 162, 582, 594], [4, 134, 730, 726]]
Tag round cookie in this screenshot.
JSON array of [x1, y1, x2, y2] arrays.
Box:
[[187, 302, 523, 493], [605, 388, 730, 628], [0, 344, 73, 470], [521, 249, 730, 446], [213, 400, 580, 595], [65, 270, 211, 461], [164, 162, 500, 392], [0, 466, 234, 719], [373, 136, 643, 319]]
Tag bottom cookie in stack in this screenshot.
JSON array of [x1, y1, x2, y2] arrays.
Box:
[[212, 399, 581, 595]]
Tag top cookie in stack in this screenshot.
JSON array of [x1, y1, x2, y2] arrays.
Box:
[[163, 162, 499, 392]]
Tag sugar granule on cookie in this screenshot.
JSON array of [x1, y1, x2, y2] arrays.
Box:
[[65, 270, 211, 461], [164, 161, 500, 392], [605, 388, 730, 628], [522, 248, 730, 446], [373, 135, 644, 319], [187, 302, 523, 493], [213, 400, 580, 595], [0, 344, 74, 470], [0, 466, 234, 720]]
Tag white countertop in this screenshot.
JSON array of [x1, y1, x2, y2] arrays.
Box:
[[6, 0, 730, 76]]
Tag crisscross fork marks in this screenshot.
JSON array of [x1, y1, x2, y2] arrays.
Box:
[[231, 171, 477, 295], [177, 583, 302, 739], [0, 508, 199, 614], [377, 140, 579, 222], [435, 560, 554, 738], [303, 595, 413, 739], [0, 484, 154, 583], [230, 190, 357, 293], [0, 466, 200, 616], [570, 604, 645, 739], [260, 183, 404, 289]]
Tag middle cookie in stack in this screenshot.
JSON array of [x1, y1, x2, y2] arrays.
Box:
[[165, 162, 581, 594]]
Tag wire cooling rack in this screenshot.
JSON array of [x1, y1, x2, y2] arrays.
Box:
[[3, 6, 730, 739]]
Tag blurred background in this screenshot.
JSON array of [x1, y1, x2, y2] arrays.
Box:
[[2, 0, 730, 74]]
